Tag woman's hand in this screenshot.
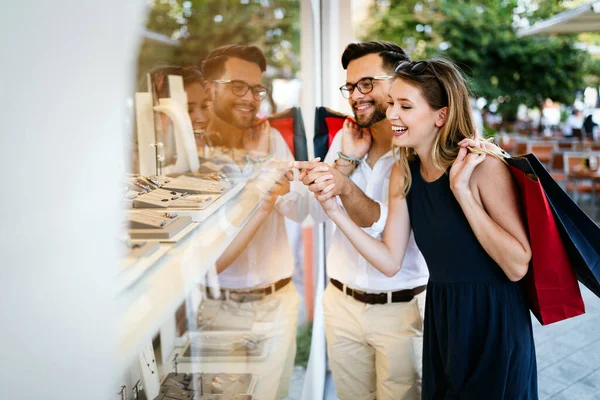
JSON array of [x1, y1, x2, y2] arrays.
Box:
[[458, 130, 508, 159], [450, 146, 486, 199], [316, 181, 342, 215]]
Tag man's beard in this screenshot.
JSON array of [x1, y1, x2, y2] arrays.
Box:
[[212, 97, 257, 130], [352, 100, 387, 128]]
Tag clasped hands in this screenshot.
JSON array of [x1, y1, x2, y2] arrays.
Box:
[[292, 126, 505, 214], [292, 118, 371, 214]]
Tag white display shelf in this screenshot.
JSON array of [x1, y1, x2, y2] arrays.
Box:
[[117, 162, 286, 368]]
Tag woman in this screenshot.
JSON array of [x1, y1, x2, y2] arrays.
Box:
[[315, 58, 538, 399], [150, 65, 212, 155]]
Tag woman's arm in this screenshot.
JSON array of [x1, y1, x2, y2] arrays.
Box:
[[318, 163, 412, 277], [450, 148, 531, 281]]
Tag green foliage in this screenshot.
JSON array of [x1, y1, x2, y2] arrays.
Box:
[[583, 56, 600, 87], [365, 0, 592, 120], [294, 321, 312, 368], [140, 0, 300, 80]]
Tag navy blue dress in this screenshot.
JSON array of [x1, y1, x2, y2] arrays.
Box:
[[406, 158, 538, 399]]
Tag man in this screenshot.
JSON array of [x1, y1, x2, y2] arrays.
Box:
[[200, 45, 308, 400], [297, 41, 429, 400], [564, 109, 584, 137]]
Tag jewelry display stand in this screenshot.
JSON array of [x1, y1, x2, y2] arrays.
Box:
[[134, 189, 220, 210], [157, 372, 256, 400], [128, 214, 194, 240], [135, 74, 199, 176], [127, 241, 161, 260], [161, 175, 231, 194]]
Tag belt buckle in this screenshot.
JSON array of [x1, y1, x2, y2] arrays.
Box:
[[342, 284, 349, 296]]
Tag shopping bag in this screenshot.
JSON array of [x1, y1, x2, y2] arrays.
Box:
[[520, 153, 600, 298], [313, 107, 348, 160], [505, 155, 586, 325], [268, 107, 308, 161]]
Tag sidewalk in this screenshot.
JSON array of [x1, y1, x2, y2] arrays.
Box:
[[536, 284, 600, 399]]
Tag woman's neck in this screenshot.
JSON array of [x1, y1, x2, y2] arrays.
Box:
[[414, 141, 445, 182]]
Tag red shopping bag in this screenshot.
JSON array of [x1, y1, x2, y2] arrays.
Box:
[[507, 155, 585, 325]]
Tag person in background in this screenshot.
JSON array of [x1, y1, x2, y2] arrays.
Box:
[[564, 109, 584, 137], [583, 112, 598, 140], [310, 58, 537, 399]]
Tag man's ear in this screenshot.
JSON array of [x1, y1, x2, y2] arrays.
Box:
[[435, 107, 448, 128]]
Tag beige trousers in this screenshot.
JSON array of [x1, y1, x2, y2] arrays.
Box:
[[200, 282, 300, 400], [323, 283, 426, 400]]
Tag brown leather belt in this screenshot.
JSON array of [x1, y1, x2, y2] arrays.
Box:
[[207, 277, 292, 303], [330, 278, 426, 305]]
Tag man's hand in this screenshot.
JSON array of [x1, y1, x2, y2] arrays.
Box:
[[294, 158, 321, 181], [342, 118, 372, 159]]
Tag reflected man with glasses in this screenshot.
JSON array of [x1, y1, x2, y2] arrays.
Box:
[[203, 45, 270, 156], [200, 45, 308, 400]]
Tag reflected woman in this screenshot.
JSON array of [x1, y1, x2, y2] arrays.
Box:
[[150, 65, 212, 156], [313, 58, 538, 399], [180, 66, 212, 154]]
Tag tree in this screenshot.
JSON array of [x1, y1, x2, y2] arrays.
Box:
[[139, 0, 301, 112], [365, 0, 592, 122]]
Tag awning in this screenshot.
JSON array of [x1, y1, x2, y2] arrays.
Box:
[[518, 1, 600, 37]]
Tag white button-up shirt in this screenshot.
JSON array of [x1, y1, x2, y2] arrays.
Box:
[[311, 132, 429, 291], [218, 128, 309, 289]]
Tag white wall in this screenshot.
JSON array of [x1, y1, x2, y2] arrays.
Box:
[[0, 1, 145, 398]]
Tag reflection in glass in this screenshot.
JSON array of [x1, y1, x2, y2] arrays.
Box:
[[120, 1, 308, 399]]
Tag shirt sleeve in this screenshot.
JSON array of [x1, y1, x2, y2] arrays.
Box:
[[364, 200, 388, 238]]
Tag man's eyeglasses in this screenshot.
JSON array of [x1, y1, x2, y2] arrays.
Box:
[[394, 61, 429, 75], [339, 76, 394, 99], [212, 79, 268, 101]]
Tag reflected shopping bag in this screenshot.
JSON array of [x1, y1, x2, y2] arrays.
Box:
[[521, 154, 600, 298], [313, 107, 348, 160], [268, 107, 308, 161], [505, 155, 586, 325]]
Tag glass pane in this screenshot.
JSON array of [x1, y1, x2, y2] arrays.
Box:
[[120, 1, 309, 399]]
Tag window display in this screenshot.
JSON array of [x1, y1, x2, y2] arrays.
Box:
[[117, 3, 308, 399]]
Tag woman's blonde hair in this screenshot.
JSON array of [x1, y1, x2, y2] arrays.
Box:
[[392, 57, 475, 196]]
